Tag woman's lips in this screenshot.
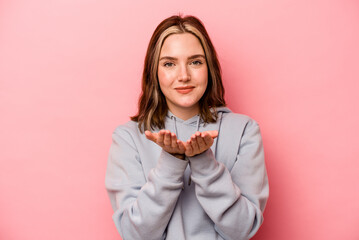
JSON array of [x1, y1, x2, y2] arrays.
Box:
[[175, 86, 194, 94]]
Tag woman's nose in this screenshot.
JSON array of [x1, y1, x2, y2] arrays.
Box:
[[178, 65, 191, 82]]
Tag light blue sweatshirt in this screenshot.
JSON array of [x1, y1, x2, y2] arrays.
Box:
[[105, 107, 269, 240]]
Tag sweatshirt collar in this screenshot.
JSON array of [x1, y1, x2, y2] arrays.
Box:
[[166, 111, 201, 136]]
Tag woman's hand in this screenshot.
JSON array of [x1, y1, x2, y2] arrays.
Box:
[[185, 131, 218, 157], [145, 130, 186, 157], [145, 130, 218, 158]]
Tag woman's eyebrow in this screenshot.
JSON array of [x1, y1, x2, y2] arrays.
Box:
[[159, 54, 205, 61], [188, 54, 205, 60], [159, 56, 177, 61]]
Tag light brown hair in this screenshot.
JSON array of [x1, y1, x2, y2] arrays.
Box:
[[131, 15, 226, 131]]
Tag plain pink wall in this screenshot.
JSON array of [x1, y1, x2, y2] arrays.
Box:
[[1, 0, 358, 239]]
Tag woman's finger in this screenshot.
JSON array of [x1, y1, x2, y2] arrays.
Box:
[[196, 132, 206, 149], [190, 134, 200, 153], [178, 140, 186, 152], [144, 130, 157, 142], [206, 130, 218, 139], [157, 130, 165, 145], [185, 140, 193, 156], [163, 130, 171, 145], [202, 132, 213, 146], [171, 133, 178, 148]]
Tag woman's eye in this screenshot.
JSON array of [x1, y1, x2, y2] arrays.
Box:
[[191, 60, 203, 66], [163, 62, 174, 67]]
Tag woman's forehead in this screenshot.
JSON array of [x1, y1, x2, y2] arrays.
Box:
[[160, 33, 204, 58]]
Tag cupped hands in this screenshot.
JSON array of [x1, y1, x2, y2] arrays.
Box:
[[145, 130, 218, 158]]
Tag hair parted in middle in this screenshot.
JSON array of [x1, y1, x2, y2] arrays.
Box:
[[131, 15, 226, 132]]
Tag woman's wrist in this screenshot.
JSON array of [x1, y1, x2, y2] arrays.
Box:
[[170, 153, 186, 160]]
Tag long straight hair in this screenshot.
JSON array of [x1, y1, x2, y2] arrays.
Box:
[[131, 15, 226, 132]]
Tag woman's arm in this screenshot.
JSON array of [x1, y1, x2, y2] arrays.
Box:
[[105, 126, 188, 240], [188, 119, 269, 240]]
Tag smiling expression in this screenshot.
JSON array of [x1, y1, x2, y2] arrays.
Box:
[[158, 33, 208, 120]]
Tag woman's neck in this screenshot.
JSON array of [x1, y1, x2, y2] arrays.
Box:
[[168, 106, 199, 121]]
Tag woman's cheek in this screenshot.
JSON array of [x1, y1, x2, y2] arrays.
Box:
[[160, 70, 175, 84]]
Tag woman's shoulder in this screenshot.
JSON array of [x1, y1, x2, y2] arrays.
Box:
[[223, 112, 251, 121], [112, 120, 143, 142], [217, 111, 263, 157], [113, 120, 139, 133], [219, 110, 262, 136], [218, 108, 258, 126]]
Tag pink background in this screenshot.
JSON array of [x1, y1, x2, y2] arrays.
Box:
[[1, 0, 359, 239]]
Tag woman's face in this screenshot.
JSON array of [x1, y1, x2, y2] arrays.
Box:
[[158, 33, 208, 120]]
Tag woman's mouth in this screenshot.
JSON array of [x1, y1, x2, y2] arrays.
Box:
[[175, 86, 195, 94]]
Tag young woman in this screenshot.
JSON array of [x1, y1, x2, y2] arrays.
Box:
[[105, 15, 269, 240]]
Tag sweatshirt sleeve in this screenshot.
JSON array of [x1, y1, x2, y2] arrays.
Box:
[[188, 119, 269, 240], [105, 126, 188, 240]]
